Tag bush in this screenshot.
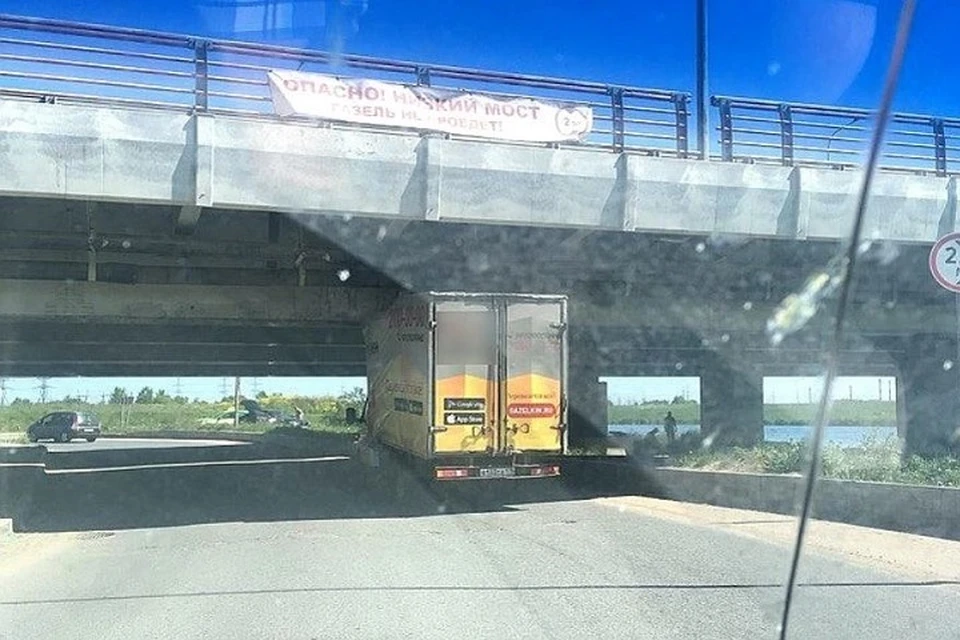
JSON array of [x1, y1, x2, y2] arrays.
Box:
[[674, 435, 960, 488], [676, 442, 806, 474]]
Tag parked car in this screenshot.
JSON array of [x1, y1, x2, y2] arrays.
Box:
[[198, 401, 309, 428], [27, 411, 101, 443], [198, 409, 254, 426], [242, 400, 310, 428]]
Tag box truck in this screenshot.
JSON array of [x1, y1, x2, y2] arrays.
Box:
[[359, 292, 567, 480]]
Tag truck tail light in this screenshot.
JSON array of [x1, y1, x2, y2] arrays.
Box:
[[435, 468, 470, 480]]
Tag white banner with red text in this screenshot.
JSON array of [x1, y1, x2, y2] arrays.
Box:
[[267, 70, 593, 143]]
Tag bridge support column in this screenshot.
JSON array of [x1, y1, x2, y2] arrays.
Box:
[[895, 336, 960, 457], [566, 347, 608, 450], [701, 363, 763, 447]]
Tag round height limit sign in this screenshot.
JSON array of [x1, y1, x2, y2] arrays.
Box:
[[930, 231, 960, 293]]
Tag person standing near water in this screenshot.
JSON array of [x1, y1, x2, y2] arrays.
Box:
[[663, 411, 677, 444]]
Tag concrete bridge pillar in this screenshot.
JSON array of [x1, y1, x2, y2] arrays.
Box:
[[700, 363, 763, 447], [566, 345, 608, 450], [895, 336, 960, 457]]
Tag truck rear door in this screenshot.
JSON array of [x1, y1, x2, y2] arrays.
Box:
[[502, 299, 566, 453], [433, 299, 498, 454]]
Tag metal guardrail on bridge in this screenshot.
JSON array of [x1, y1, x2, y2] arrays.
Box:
[[0, 14, 691, 156], [713, 95, 960, 176], [3, 14, 960, 176]]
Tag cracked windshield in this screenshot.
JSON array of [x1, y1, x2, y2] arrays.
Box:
[[1, 0, 958, 638]]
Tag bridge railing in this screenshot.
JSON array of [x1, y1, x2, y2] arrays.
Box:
[[713, 95, 960, 176], [0, 14, 691, 157]]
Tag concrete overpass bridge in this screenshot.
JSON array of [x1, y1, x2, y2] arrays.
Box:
[[0, 15, 958, 454]]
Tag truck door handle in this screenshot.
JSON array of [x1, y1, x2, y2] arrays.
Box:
[[504, 424, 529, 434]]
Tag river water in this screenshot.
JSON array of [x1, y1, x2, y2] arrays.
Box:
[[608, 424, 897, 447]]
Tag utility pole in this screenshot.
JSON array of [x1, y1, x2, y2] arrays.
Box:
[[0, 377, 6, 407], [696, 0, 709, 159], [878, 378, 883, 401], [233, 376, 241, 428], [888, 379, 894, 402]]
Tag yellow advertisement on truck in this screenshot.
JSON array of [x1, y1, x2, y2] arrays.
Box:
[[362, 292, 567, 480]]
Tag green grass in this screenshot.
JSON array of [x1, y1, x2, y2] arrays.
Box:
[[672, 438, 960, 488], [764, 400, 895, 426], [609, 403, 699, 425], [0, 395, 363, 436], [608, 400, 896, 426]]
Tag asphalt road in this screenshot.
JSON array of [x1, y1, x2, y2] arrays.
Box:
[[1, 461, 959, 640], [43, 437, 247, 453]]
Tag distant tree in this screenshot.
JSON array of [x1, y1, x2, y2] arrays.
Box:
[[670, 395, 686, 405], [173, 395, 189, 405], [153, 389, 171, 404], [110, 387, 128, 404], [136, 387, 154, 404], [256, 390, 268, 399], [339, 387, 366, 405], [10, 397, 30, 405]]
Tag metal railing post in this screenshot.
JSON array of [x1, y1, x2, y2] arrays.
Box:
[[673, 93, 690, 158], [933, 118, 947, 176], [192, 39, 209, 112], [609, 87, 625, 152], [778, 104, 794, 166], [416, 66, 431, 86], [714, 97, 733, 161]]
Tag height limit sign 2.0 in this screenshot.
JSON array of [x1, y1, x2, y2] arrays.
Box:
[[930, 232, 960, 293]]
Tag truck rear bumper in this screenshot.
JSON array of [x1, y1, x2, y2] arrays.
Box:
[[434, 463, 561, 481]]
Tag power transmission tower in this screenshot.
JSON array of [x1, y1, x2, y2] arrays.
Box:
[[252, 377, 260, 396], [175, 377, 183, 396], [220, 378, 229, 399], [37, 377, 50, 403]]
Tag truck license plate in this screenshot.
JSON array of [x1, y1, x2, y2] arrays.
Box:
[[479, 467, 515, 478]]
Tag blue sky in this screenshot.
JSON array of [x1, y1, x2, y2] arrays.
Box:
[[0, 1, 923, 403]]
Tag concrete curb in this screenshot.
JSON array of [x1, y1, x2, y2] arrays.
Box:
[[99, 431, 262, 442], [648, 466, 960, 540]]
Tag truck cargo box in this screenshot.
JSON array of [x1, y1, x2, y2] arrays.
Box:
[[364, 292, 567, 479]]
